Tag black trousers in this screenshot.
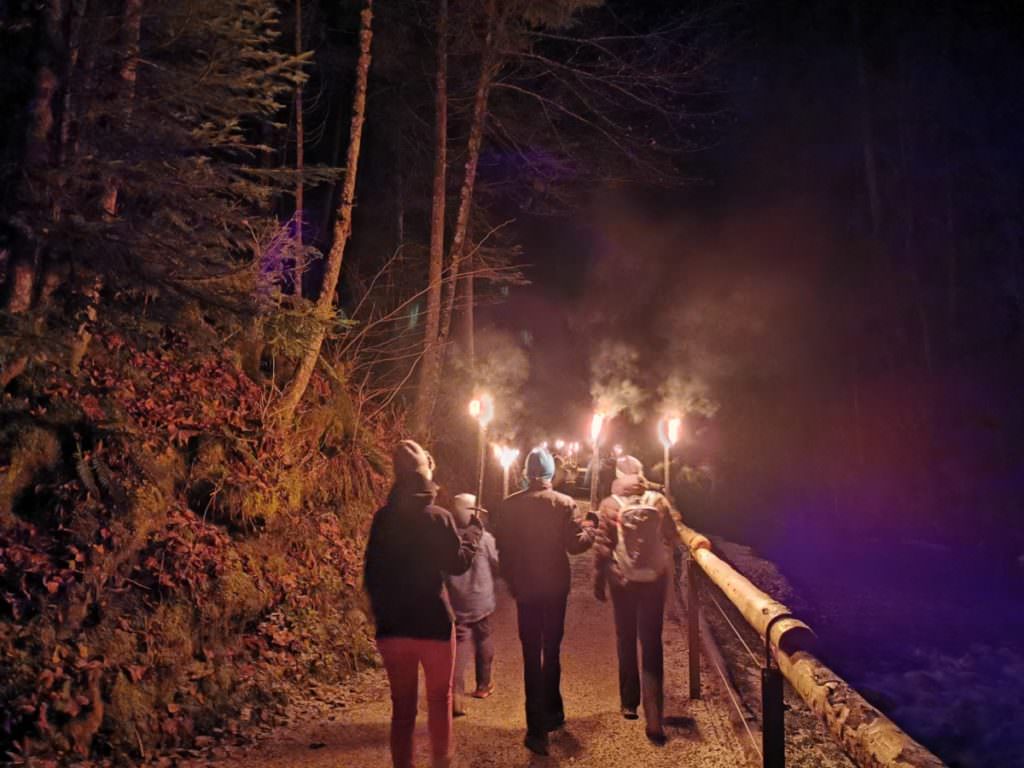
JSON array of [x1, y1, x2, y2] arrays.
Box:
[[609, 573, 668, 730], [515, 595, 568, 736]]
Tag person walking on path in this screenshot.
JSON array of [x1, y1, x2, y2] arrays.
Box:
[[364, 441, 483, 768], [493, 447, 598, 756], [445, 493, 500, 717], [593, 455, 679, 745]]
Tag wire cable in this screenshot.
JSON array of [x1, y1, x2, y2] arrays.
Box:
[[699, 621, 764, 761], [706, 590, 762, 668]]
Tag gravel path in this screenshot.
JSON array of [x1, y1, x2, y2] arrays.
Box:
[[192, 515, 750, 768]]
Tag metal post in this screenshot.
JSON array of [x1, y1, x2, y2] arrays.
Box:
[[687, 557, 701, 699], [762, 666, 785, 768], [762, 613, 788, 768]]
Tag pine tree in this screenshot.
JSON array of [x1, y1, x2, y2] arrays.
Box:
[[1, 0, 314, 336]]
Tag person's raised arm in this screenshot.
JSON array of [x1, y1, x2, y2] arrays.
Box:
[[563, 498, 596, 555], [434, 508, 482, 576]]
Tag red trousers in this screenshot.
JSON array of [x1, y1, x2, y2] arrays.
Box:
[[377, 633, 456, 768]]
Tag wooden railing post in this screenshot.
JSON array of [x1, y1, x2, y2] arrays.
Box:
[[687, 556, 701, 699]]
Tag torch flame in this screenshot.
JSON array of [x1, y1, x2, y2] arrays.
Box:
[[667, 417, 682, 446], [590, 412, 606, 444], [470, 394, 494, 426], [479, 394, 494, 426], [498, 446, 519, 469], [659, 416, 683, 447]]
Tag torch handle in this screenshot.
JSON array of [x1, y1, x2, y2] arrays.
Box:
[[476, 425, 486, 510]]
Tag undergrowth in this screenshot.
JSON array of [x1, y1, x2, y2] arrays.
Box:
[[0, 321, 389, 764]]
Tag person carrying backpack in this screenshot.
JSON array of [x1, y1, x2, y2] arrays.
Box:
[[593, 455, 679, 744]]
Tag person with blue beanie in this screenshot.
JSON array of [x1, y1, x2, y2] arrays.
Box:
[[525, 447, 556, 482], [493, 447, 598, 756]]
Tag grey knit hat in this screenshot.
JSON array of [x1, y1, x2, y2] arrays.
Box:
[[392, 440, 435, 484]]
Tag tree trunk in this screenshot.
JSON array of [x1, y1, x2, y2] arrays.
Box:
[[410, 0, 449, 438], [293, 0, 305, 295], [38, 0, 88, 310], [276, 0, 373, 426], [3, 0, 65, 313], [462, 257, 475, 365], [100, 0, 142, 220], [437, 0, 496, 368], [57, 0, 87, 169]]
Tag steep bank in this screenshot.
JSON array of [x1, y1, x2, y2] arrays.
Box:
[[0, 327, 388, 763]]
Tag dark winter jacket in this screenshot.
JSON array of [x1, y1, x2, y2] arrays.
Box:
[[493, 479, 596, 602], [445, 531, 500, 624], [364, 480, 482, 640], [594, 475, 678, 592]]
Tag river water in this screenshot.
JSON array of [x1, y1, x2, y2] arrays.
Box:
[[745, 522, 1024, 768]]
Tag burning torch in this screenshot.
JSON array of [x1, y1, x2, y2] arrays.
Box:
[[658, 415, 682, 498], [469, 394, 494, 508], [589, 412, 606, 508], [493, 444, 520, 498]]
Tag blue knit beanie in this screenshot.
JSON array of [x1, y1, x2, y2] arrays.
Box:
[[525, 448, 555, 481]]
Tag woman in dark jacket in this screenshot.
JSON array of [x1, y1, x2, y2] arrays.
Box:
[[364, 440, 482, 768]]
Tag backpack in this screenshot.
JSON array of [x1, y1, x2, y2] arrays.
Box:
[[612, 491, 668, 583]]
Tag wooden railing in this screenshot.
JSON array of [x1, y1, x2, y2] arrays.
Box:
[[677, 522, 947, 768]]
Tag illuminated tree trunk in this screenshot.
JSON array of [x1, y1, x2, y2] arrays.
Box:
[[410, 0, 449, 438], [437, 0, 496, 369], [462, 251, 475, 367], [277, 0, 373, 425]]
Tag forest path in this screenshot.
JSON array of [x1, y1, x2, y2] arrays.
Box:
[[191, 504, 749, 768]]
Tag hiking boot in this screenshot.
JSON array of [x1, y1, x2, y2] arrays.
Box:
[[621, 706, 639, 720], [471, 683, 495, 699], [524, 732, 549, 756], [646, 728, 667, 746]]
